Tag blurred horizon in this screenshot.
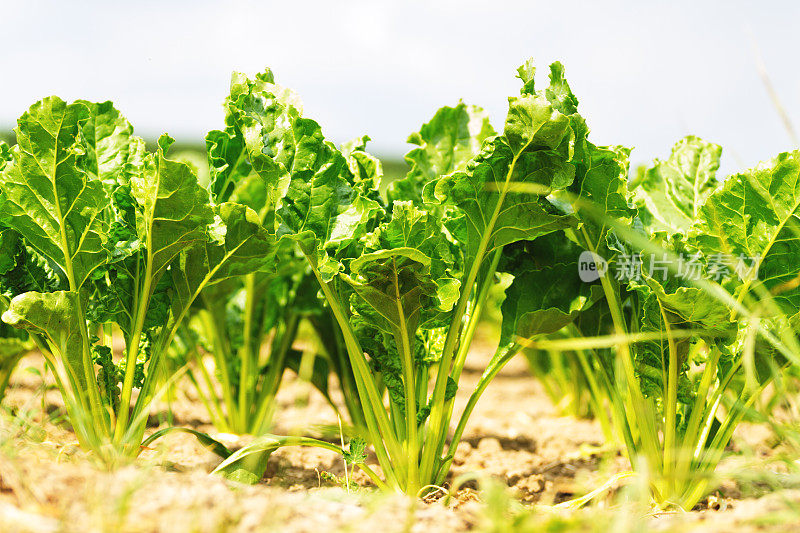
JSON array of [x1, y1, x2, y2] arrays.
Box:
[[2, 1, 799, 177]]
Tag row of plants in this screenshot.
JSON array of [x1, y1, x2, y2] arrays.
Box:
[[0, 59, 796, 509], [512, 134, 800, 508]]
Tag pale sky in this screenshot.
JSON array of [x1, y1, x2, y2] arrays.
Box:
[[1, 0, 798, 177]]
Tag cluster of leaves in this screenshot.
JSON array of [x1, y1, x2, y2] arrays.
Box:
[[506, 130, 800, 508], [0, 99, 277, 460]]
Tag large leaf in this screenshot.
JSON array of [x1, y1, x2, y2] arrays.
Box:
[[0, 97, 109, 290], [77, 100, 135, 185], [206, 126, 252, 205], [690, 151, 800, 316], [347, 201, 459, 337], [500, 233, 603, 345], [0, 229, 60, 298], [2, 291, 85, 385], [341, 135, 384, 200], [89, 134, 214, 337], [623, 235, 736, 404], [170, 202, 276, 313], [569, 143, 632, 255], [425, 62, 582, 269], [131, 134, 214, 283], [632, 136, 722, 235], [388, 102, 495, 204]]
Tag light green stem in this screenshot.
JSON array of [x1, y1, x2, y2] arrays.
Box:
[[115, 252, 153, 444], [237, 273, 258, 431]]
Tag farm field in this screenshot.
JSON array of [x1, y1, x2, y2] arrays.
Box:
[[1, 56, 800, 533], [2, 340, 799, 533]]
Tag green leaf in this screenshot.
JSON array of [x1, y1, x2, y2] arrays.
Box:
[[567, 142, 633, 257], [0, 229, 60, 298], [516, 58, 537, 95], [0, 97, 110, 290], [388, 102, 495, 204], [131, 134, 214, 283], [211, 434, 340, 484], [77, 100, 135, 185], [343, 436, 367, 465], [224, 69, 302, 228], [0, 140, 12, 171], [631, 293, 697, 404], [2, 291, 85, 385], [690, 150, 800, 315], [341, 135, 384, 199], [141, 426, 233, 459], [632, 136, 722, 235], [206, 127, 252, 205], [86, 133, 215, 339], [348, 201, 459, 335], [170, 202, 276, 311], [545, 62, 580, 115], [626, 237, 736, 405], [425, 63, 583, 268], [500, 234, 604, 345]]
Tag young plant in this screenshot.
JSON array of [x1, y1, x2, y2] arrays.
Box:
[[0, 99, 277, 463], [522, 334, 600, 420], [213, 61, 604, 495], [502, 135, 800, 509], [168, 113, 367, 436]]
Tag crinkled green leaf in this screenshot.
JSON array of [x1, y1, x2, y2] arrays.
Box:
[[0, 141, 12, 171], [87, 133, 214, 338], [388, 102, 495, 204], [567, 142, 633, 257], [690, 151, 800, 315], [343, 436, 367, 465], [425, 62, 582, 267], [347, 202, 458, 337], [131, 134, 214, 283], [500, 233, 604, 345], [0, 97, 110, 290], [626, 236, 736, 405], [632, 293, 697, 404], [0, 229, 60, 298], [171, 202, 276, 312], [206, 126, 252, 205], [341, 135, 383, 199], [2, 291, 85, 385], [516, 58, 537, 95], [632, 136, 722, 235], [545, 62, 579, 115], [77, 100, 134, 186]]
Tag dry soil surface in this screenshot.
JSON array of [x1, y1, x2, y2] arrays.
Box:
[[0, 339, 797, 532]]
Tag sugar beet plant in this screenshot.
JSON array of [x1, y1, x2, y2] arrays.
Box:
[[0, 99, 279, 462], [166, 94, 368, 436], [209, 61, 638, 495], [501, 135, 800, 509]]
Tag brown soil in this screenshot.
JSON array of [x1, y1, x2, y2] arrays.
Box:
[[0, 338, 798, 532]]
